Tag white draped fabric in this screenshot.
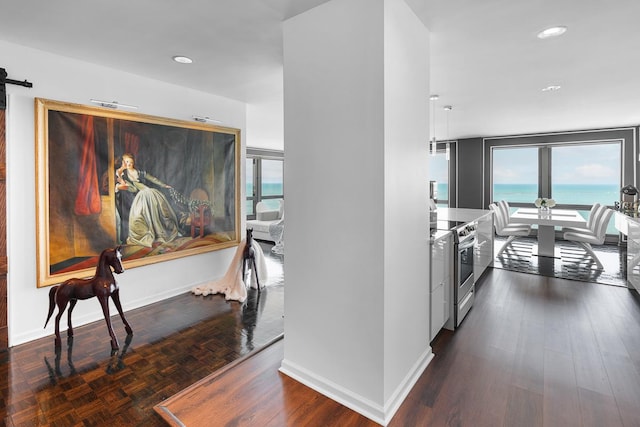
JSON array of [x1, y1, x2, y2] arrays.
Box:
[[191, 239, 268, 302]]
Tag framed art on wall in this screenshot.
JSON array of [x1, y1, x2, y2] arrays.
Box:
[[35, 98, 241, 288]]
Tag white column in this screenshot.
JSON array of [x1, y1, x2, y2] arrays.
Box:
[[280, 0, 431, 424]]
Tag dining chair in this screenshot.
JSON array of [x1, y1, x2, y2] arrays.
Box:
[[563, 207, 614, 269], [561, 202, 603, 234], [489, 203, 532, 256], [497, 200, 511, 224], [496, 200, 534, 229]]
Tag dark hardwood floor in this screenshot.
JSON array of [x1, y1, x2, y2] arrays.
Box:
[[408, 268, 640, 427], [3, 242, 640, 426], [160, 268, 640, 427]]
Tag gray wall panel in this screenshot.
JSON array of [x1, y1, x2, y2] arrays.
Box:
[[457, 137, 484, 208]]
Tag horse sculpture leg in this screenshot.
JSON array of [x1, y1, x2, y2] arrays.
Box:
[[67, 299, 77, 338], [111, 289, 133, 336], [97, 295, 119, 350], [53, 296, 69, 349]]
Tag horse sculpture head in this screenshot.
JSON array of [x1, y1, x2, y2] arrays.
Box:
[[246, 228, 253, 244], [109, 246, 125, 275]]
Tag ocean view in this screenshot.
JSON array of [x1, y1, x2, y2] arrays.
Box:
[[246, 182, 283, 196], [494, 183, 618, 206], [435, 183, 618, 207], [246, 182, 284, 214], [251, 182, 618, 211], [433, 183, 618, 233]]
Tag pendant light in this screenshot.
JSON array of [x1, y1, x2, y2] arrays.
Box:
[[429, 95, 439, 156], [444, 105, 452, 161]]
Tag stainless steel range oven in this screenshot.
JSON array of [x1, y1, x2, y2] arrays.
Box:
[[453, 222, 476, 328], [434, 219, 477, 329]]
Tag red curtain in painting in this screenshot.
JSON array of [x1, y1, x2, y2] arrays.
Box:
[[124, 132, 139, 158], [74, 115, 101, 215]]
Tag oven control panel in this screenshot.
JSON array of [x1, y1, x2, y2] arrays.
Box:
[[457, 222, 477, 237], [454, 222, 477, 245]]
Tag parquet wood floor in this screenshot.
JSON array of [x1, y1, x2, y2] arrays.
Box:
[[0, 243, 284, 426], [156, 268, 640, 427]]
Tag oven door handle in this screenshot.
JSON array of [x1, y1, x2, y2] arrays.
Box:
[[458, 236, 476, 250]]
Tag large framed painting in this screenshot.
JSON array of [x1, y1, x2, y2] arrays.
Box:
[[35, 98, 241, 288]]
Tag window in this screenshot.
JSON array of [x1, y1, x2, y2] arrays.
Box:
[[260, 159, 284, 210], [551, 143, 620, 207], [492, 146, 539, 205], [246, 149, 284, 219], [429, 148, 450, 207], [246, 158, 255, 216], [551, 143, 620, 234], [491, 141, 622, 235]]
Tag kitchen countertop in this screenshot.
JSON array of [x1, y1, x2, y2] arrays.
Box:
[[615, 210, 640, 236], [617, 210, 640, 221], [436, 207, 493, 223], [429, 229, 452, 243]]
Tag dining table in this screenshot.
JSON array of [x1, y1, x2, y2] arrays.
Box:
[[510, 207, 587, 257]]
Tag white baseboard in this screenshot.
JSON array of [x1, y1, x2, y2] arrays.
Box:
[[279, 347, 434, 426], [383, 347, 434, 424]]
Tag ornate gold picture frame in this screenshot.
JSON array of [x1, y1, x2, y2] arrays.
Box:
[[35, 98, 241, 288]]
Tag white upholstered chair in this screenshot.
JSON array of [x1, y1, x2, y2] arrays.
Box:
[[562, 203, 603, 234], [247, 200, 283, 242], [268, 199, 284, 255], [497, 200, 511, 224], [489, 203, 532, 256], [563, 207, 614, 269]]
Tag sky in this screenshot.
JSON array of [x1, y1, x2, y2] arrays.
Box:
[[261, 158, 283, 184], [492, 143, 620, 185], [429, 152, 449, 184]]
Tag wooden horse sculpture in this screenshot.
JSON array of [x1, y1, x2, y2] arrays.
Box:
[[242, 228, 262, 292], [44, 246, 132, 350]]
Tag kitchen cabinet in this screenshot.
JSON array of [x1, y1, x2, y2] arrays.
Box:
[[626, 217, 640, 292], [613, 212, 640, 293], [430, 231, 452, 341], [615, 211, 630, 236], [474, 211, 494, 282]]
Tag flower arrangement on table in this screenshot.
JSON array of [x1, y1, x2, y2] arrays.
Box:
[[534, 197, 556, 210]]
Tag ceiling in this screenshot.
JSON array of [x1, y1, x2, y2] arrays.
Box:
[[1, 0, 639, 142]]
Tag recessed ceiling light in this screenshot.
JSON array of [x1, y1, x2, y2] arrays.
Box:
[[429, 94, 439, 101], [537, 26, 567, 39], [172, 55, 193, 64], [542, 85, 561, 92]]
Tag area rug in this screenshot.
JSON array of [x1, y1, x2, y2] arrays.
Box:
[[492, 236, 628, 287]]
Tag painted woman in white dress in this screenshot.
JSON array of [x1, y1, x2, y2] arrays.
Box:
[[115, 153, 180, 247]]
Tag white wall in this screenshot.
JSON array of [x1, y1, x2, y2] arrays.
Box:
[[282, 0, 386, 416], [1, 40, 247, 346], [246, 94, 284, 151], [382, 0, 430, 409], [281, 0, 430, 424]]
